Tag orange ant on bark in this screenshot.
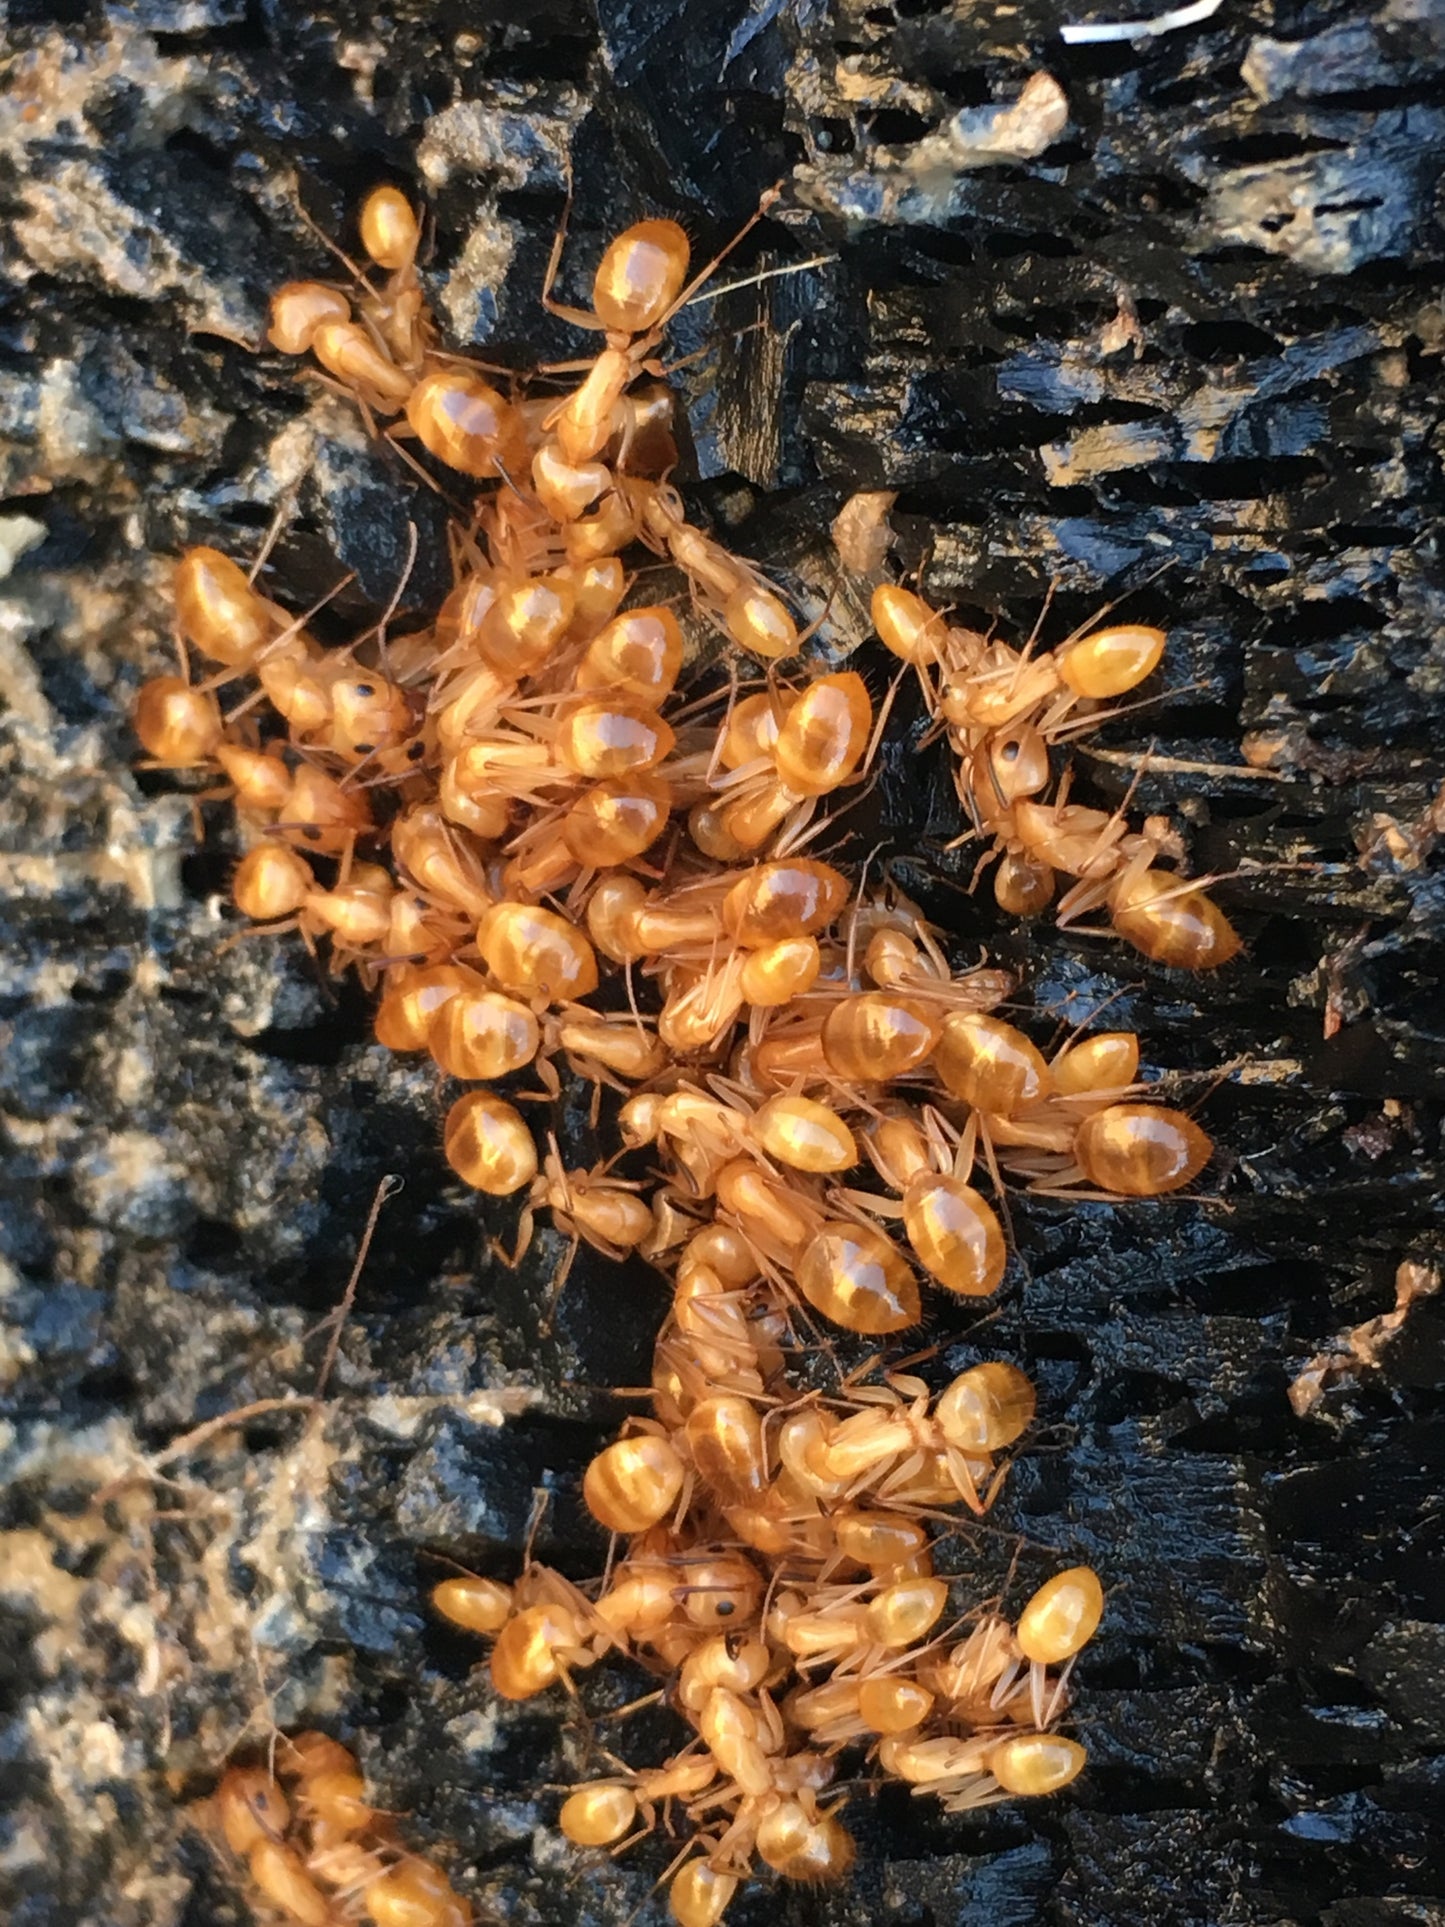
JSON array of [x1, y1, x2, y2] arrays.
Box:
[[270, 185, 525, 489], [536, 189, 781, 469], [208, 1733, 471, 1927], [686, 666, 892, 861], [869, 576, 1244, 965], [139, 175, 1177, 1927]]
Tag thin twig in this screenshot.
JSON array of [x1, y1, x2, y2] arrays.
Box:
[[686, 254, 838, 305], [149, 1397, 316, 1472], [313, 1173, 404, 1399], [1061, 0, 1224, 42], [1077, 744, 1286, 782]]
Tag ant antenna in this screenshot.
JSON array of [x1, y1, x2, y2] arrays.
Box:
[[371, 520, 420, 670]]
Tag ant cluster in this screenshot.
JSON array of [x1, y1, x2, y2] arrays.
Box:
[[872, 584, 1241, 967], [213, 1732, 469, 1926], [135, 186, 1237, 1924]]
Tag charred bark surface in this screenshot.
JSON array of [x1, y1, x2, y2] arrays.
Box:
[[0, 2, 1442, 1925]]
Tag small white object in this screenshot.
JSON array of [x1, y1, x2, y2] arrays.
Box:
[[0, 514, 46, 580], [1061, 0, 1224, 44]]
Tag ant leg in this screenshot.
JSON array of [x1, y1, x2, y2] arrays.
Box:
[[245, 482, 303, 587], [332, 831, 357, 887], [536, 354, 606, 376], [289, 179, 373, 286], [302, 365, 389, 435], [540, 1233, 581, 1335], [1029, 1658, 1050, 1729], [214, 915, 299, 961], [491, 1201, 536, 1270], [412, 343, 516, 378], [943, 1446, 988, 1516], [378, 424, 471, 510], [539, 171, 605, 332], [1036, 1654, 1076, 1728]]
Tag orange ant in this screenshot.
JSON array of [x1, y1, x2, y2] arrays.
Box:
[[690, 667, 889, 860], [132, 177, 1195, 1927], [270, 185, 523, 488], [209, 1733, 471, 1927], [871, 579, 1243, 965], [537, 189, 780, 469]]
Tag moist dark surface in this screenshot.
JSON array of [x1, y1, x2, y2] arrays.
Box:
[[1, 2, 1443, 1923]]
